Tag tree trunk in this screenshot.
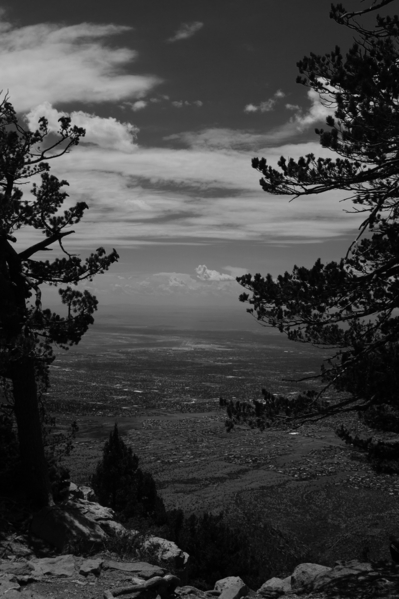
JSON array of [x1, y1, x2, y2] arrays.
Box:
[[11, 357, 53, 509]]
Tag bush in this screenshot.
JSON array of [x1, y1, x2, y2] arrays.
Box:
[[162, 510, 260, 589], [336, 424, 399, 474]]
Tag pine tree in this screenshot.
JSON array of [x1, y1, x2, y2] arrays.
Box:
[[91, 424, 139, 513], [0, 97, 118, 507], [91, 424, 166, 522], [235, 1, 399, 424]]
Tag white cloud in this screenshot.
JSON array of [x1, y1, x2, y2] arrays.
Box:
[[292, 88, 334, 129], [61, 269, 244, 307], [14, 134, 363, 252], [25, 103, 138, 153], [244, 103, 259, 113], [0, 20, 160, 112], [167, 21, 203, 43], [244, 90, 285, 113], [196, 265, 235, 281], [130, 100, 148, 111]]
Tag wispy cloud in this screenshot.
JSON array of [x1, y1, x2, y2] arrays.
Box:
[[244, 89, 285, 113], [66, 268, 243, 306], [167, 21, 203, 43], [172, 100, 203, 108], [0, 20, 160, 112], [19, 134, 362, 251]]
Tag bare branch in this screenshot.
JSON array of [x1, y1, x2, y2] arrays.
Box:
[[18, 230, 74, 261]]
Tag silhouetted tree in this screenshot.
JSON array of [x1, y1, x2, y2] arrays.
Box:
[[91, 424, 166, 523], [0, 97, 118, 507], [236, 1, 399, 425]]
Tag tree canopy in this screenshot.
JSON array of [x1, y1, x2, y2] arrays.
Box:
[[232, 0, 399, 427], [0, 97, 118, 506]]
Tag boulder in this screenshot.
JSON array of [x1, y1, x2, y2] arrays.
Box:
[[65, 498, 115, 521], [257, 575, 292, 595], [0, 573, 21, 597], [175, 585, 207, 598], [214, 576, 249, 599], [61, 498, 124, 537], [103, 573, 180, 599], [103, 560, 165, 579], [98, 519, 127, 537], [143, 536, 190, 570], [68, 482, 84, 500], [79, 557, 103, 577], [291, 563, 332, 593], [0, 559, 33, 576], [31, 505, 108, 552], [312, 560, 373, 591], [78, 485, 98, 502], [29, 554, 76, 577]]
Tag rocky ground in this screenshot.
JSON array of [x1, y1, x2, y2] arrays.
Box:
[[1, 540, 399, 599], [62, 408, 399, 569]]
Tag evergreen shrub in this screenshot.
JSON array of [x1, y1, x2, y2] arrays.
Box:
[[91, 423, 166, 524]]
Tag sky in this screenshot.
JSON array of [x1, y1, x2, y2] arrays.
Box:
[[2, 0, 389, 321]]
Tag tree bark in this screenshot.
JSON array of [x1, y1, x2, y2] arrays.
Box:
[[1, 237, 53, 509], [10, 357, 53, 509]]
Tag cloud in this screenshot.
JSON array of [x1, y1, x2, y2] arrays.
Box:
[[243, 104, 258, 113], [172, 100, 203, 108], [25, 102, 138, 153], [14, 133, 364, 253], [130, 100, 148, 111], [292, 88, 334, 130], [244, 90, 285, 113], [196, 265, 235, 281], [0, 20, 161, 112], [167, 21, 203, 43], [122, 97, 203, 112], [60, 269, 244, 307], [223, 266, 249, 278]]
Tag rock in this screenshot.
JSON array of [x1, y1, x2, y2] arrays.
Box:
[[291, 562, 332, 593], [61, 498, 124, 537], [12, 590, 47, 599], [99, 519, 127, 537], [66, 498, 115, 521], [214, 576, 249, 599], [143, 536, 190, 570], [0, 559, 34, 576], [78, 485, 98, 502], [257, 575, 292, 595], [0, 573, 21, 596], [29, 554, 76, 577], [0, 539, 33, 558], [104, 573, 180, 599], [103, 560, 165, 579], [31, 504, 108, 551], [68, 482, 84, 500], [175, 585, 207, 598], [79, 557, 104, 577], [311, 560, 373, 591]]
